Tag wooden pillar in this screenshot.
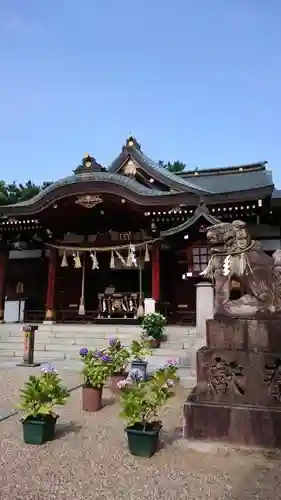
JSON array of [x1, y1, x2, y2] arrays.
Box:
[[0, 250, 8, 322], [45, 248, 57, 322], [151, 242, 160, 302]]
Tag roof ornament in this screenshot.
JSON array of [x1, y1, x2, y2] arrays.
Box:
[[75, 194, 103, 209], [123, 159, 137, 177], [125, 136, 141, 151], [74, 154, 105, 174]]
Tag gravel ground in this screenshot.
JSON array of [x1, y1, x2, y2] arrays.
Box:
[[0, 368, 281, 499], [0, 364, 83, 413]]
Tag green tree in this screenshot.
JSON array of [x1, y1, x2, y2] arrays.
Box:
[[0, 181, 53, 205], [158, 160, 186, 173]]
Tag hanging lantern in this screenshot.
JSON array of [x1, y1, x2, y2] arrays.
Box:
[[61, 252, 68, 267], [144, 244, 150, 263], [110, 251, 115, 269], [90, 251, 99, 270]]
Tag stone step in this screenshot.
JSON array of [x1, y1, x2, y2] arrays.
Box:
[[0, 335, 196, 347], [0, 324, 196, 338], [0, 349, 65, 360], [38, 325, 142, 334]]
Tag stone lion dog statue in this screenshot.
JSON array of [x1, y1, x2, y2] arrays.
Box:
[[201, 219, 281, 317]]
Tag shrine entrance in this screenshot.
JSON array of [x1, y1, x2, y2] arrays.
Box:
[[54, 235, 155, 323]]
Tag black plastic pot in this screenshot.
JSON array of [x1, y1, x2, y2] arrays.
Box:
[[22, 415, 57, 445], [125, 422, 161, 457], [131, 360, 148, 379]]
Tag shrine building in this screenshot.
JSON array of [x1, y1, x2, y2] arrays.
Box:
[[0, 136, 280, 325]]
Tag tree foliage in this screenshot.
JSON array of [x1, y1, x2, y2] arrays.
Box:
[[158, 160, 186, 173], [0, 181, 52, 205]]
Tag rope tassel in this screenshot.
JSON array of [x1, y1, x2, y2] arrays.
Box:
[[74, 252, 81, 268], [110, 251, 115, 269], [90, 251, 99, 270], [126, 246, 133, 267], [115, 250, 126, 266], [78, 255, 86, 315], [144, 244, 150, 262], [61, 252, 68, 267]]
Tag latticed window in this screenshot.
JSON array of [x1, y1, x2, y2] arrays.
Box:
[[191, 246, 209, 273]]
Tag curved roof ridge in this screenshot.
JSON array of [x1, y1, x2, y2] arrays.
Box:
[[161, 204, 220, 237], [2, 171, 176, 209], [135, 149, 213, 193]]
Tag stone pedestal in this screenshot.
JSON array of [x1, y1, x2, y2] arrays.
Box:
[[183, 317, 281, 447], [196, 282, 214, 339]]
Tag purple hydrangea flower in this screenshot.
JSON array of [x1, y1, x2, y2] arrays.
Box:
[[94, 350, 102, 358], [165, 359, 178, 368], [40, 363, 57, 374], [101, 354, 112, 363], [79, 347, 89, 357], [109, 337, 121, 349]]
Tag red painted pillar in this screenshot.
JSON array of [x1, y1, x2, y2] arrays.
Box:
[[151, 243, 160, 302], [45, 248, 57, 321], [0, 250, 8, 322]]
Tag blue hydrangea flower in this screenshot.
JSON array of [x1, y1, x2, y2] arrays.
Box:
[[127, 368, 144, 383], [101, 354, 112, 363], [79, 347, 89, 357], [94, 350, 102, 358], [40, 363, 57, 374]]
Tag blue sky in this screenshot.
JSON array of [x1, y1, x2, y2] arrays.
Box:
[[0, 0, 280, 186]]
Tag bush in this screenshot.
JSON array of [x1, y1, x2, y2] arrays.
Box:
[[106, 338, 130, 375], [80, 348, 112, 389], [118, 360, 178, 429], [18, 364, 69, 419], [141, 312, 167, 340], [130, 338, 152, 362]]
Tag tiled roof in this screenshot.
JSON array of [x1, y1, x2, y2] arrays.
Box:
[[272, 188, 281, 199], [178, 164, 273, 194], [109, 141, 273, 195]]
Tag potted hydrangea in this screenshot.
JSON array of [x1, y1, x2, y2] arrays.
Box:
[[106, 338, 130, 393], [18, 363, 70, 445], [142, 312, 167, 348], [118, 360, 178, 457], [80, 347, 112, 412], [130, 338, 152, 380]]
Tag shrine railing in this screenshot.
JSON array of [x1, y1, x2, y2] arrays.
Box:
[[24, 310, 45, 323]]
